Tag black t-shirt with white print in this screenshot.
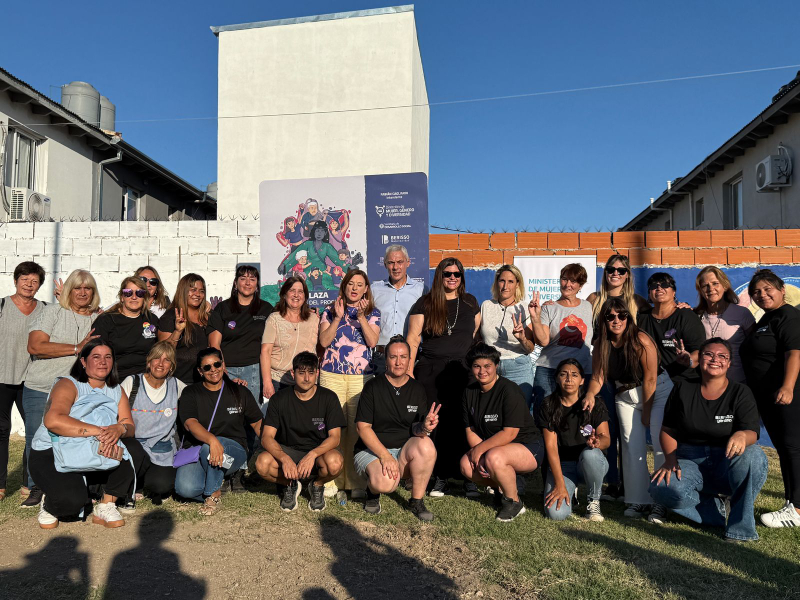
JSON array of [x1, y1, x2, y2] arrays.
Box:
[[263, 385, 347, 453], [462, 377, 541, 445], [638, 308, 706, 380], [662, 379, 761, 447], [355, 375, 429, 452], [158, 309, 211, 384], [93, 311, 158, 380], [208, 300, 274, 367], [536, 395, 609, 462], [741, 304, 800, 400]]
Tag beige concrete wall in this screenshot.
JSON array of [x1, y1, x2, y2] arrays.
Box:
[[216, 9, 429, 216]]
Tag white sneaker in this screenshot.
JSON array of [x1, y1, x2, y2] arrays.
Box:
[[92, 501, 125, 528], [624, 503, 649, 518], [37, 497, 58, 529], [760, 501, 800, 528], [585, 500, 604, 522], [323, 481, 338, 498], [647, 503, 668, 525], [350, 488, 367, 500]]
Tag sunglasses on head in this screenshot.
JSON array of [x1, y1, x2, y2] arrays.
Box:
[[604, 311, 629, 322], [122, 288, 147, 298], [200, 361, 223, 372], [443, 271, 463, 279], [605, 266, 629, 276], [648, 281, 673, 291], [139, 277, 159, 287]]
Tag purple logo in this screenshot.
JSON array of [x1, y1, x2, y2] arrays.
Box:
[[664, 328, 677, 339], [317, 422, 325, 431], [580, 424, 594, 437], [227, 321, 236, 329]]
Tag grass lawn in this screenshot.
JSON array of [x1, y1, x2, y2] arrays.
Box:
[[2, 438, 798, 600]]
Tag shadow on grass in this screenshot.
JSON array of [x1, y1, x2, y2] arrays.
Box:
[[318, 516, 459, 599], [0, 535, 88, 600]]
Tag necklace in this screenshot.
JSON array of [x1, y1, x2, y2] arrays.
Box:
[[446, 297, 460, 336], [71, 309, 88, 345], [703, 312, 722, 337], [387, 378, 405, 396]]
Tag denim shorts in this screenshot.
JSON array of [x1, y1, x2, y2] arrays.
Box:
[[354, 447, 401, 478]]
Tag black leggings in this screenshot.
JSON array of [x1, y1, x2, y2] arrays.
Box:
[[29, 448, 135, 519], [121, 438, 175, 497], [759, 395, 800, 505], [0, 383, 26, 489]]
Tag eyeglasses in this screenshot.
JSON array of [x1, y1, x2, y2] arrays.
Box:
[[605, 266, 629, 276], [443, 271, 463, 279], [122, 289, 147, 298], [604, 312, 629, 322], [701, 351, 730, 362], [200, 361, 223, 372], [648, 282, 674, 291], [139, 277, 160, 287]]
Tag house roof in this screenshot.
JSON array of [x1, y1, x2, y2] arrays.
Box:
[[0, 67, 215, 210], [210, 5, 414, 35], [619, 70, 800, 231]]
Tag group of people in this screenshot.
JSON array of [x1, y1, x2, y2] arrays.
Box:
[[0, 246, 796, 541]]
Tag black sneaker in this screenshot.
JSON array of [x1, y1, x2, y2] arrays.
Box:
[[401, 478, 413, 491], [492, 487, 503, 507], [308, 482, 326, 512], [601, 483, 624, 502], [496, 495, 526, 522], [408, 498, 433, 522], [463, 481, 480, 499], [280, 481, 302, 512], [20, 485, 43, 508], [230, 471, 247, 494], [364, 489, 381, 514], [429, 477, 449, 498]]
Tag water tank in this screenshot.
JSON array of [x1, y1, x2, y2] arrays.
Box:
[[60, 82, 100, 126], [99, 96, 116, 132]]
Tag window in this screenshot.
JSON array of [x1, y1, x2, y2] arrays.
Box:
[[694, 198, 704, 227], [123, 186, 142, 221], [3, 127, 39, 189], [724, 176, 743, 229]]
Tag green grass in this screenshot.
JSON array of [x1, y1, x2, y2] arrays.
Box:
[[3, 439, 799, 599]]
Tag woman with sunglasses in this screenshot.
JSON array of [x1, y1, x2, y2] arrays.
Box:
[[693, 267, 754, 384], [740, 269, 800, 528], [650, 338, 767, 540], [479, 265, 535, 409], [585, 297, 667, 521], [93, 277, 159, 381], [134, 266, 170, 319], [174, 348, 263, 515], [407, 258, 480, 497], [158, 273, 211, 384]]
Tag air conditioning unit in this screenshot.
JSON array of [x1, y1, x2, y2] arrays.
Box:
[[756, 155, 791, 192], [9, 188, 51, 222]]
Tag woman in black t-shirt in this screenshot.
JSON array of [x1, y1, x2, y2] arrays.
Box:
[[650, 338, 767, 541], [174, 348, 263, 515], [93, 277, 158, 380], [538, 358, 609, 522], [740, 269, 800, 528], [460, 343, 542, 522], [158, 273, 211, 384], [407, 257, 480, 496]]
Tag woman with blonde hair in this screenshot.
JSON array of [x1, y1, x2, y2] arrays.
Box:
[[93, 277, 158, 380], [158, 273, 211, 384], [693, 266, 754, 383], [134, 265, 170, 319], [21, 269, 101, 508]]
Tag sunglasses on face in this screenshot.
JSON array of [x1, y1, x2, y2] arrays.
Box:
[[121, 288, 147, 298], [605, 266, 629, 276], [648, 282, 673, 291], [604, 312, 629, 322], [443, 271, 463, 279], [140, 277, 159, 287], [200, 361, 223, 372]]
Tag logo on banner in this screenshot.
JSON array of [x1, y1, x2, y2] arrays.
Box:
[[382, 235, 389, 244], [375, 205, 385, 218]]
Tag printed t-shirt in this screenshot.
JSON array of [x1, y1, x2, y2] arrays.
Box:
[[535, 300, 593, 373], [93, 311, 158, 380], [409, 294, 479, 361], [355, 375, 428, 452], [638, 308, 706, 380], [209, 300, 274, 367], [662, 379, 761, 447], [261, 312, 320, 383], [699, 304, 755, 383], [462, 377, 541, 445], [158, 309, 211, 384], [741, 304, 800, 400], [536, 395, 609, 462], [320, 305, 380, 375], [178, 382, 262, 452], [263, 385, 346, 452]]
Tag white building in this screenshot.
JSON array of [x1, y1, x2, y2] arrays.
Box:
[[212, 5, 429, 217]]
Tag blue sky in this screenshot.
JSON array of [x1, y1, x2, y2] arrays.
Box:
[[6, 1, 800, 232]]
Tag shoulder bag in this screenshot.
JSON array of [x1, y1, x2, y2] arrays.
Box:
[[173, 383, 224, 468]]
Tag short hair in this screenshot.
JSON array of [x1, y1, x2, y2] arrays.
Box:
[[560, 263, 588, 286], [146, 341, 177, 376], [59, 269, 101, 312], [14, 261, 45, 285], [466, 342, 501, 366], [699, 337, 733, 356], [385, 334, 410, 355], [276, 276, 312, 320], [647, 272, 677, 291], [70, 340, 119, 387], [384, 245, 409, 263], [491, 264, 524, 303], [292, 351, 319, 371], [748, 269, 784, 297]]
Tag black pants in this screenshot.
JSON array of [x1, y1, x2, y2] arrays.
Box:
[[121, 438, 176, 497], [758, 394, 800, 505], [0, 382, 26, 489], [414, 357, 470, 480], [29, 447, 135, 519]]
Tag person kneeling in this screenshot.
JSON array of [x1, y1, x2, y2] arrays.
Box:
[[355, 336, 439, 521], [649, 338, 768, 541], [460, 343, 543, 522], [256, 352, 345, 512], [538, 359, 610, 522]]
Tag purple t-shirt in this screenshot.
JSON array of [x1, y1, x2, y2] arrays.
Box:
[[320, 305, 380, 375]]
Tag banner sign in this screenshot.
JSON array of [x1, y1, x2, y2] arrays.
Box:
[[259, 173, 429, 309], [512, 255, 597, 303]]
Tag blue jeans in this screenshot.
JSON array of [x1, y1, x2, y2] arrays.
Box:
[[531, 366, 557, 417], [499, 355, 534, 410], [227, 364, 262, 404], [649, 444, 768, 541], [543, 448, 608, 520], [174, 437, 247, 501], [22, 386, 49, 488], [600, 381, 621, 485]]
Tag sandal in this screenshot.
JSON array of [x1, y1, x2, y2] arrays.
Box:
[[199, 495, 221, 516], [0, 489, 6, 501], [134, 492, 144, 501]]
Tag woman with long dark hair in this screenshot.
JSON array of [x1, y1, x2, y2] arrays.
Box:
[[407, 257, 480, 497], [133, 265, 170, 319], [158, 273, 211, 384], [279, 221, 345, 277], [174, 348, 263, 515]]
